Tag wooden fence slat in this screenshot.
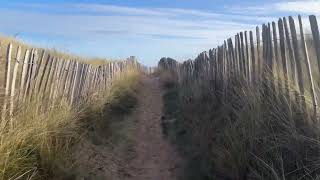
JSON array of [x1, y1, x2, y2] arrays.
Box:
[[53, 59, 67, 102], [1, 43, 13, 122], [23, 49, 33, 102], [70, 62, 80, 105], [32, 50, 45, 96], [83, 65, 92, 97], [268, 23, 275, 93], [66, 61, 76, 99], [49, 59, 64, 102], [9, 46, 21, 117], [283, 17, 299, 92], [272, 21, 282, 95], [249, 31, 256, 84], [237, 34, 243, 77], [38, 56, 52, 100], [299, 15, 318, 111], [245, 31, 251, 82], [42, 57, 56, 101], [262, 24, 267, 80], [57, 60, 70, 99], [234, 35, 240, 76], [278, 18, 290, 98], [18, 50, 30, 102], [227, 38, 236, 75], [61, 60, 73, 99], [223, 42, 228, 102], [240, 32, 246, 78], [78, 64, 87, 99], [27, 49, 39, 102], [289, 16, 306, 106], [309, 15, 320, 77], [256, 26, 262, 83], [36, 52, 50, 94]]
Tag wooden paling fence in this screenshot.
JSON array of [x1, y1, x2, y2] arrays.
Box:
[[159, 15, 320, 116], [0, 42, 140, 123]]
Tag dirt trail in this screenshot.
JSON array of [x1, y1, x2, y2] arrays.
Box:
[[125, 75, 182, 180]]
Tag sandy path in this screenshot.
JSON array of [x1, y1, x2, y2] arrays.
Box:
[[125, 75, 182, 180]]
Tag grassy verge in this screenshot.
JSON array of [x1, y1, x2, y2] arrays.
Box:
[[160, 70, 320, 180], [160, 71, 215, 180], [0, 69, 141, 180], [0, 100, 83, 180], [71, 69, 141, 180]]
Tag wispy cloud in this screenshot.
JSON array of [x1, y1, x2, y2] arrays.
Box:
[[141, 33, 205, 40], [0, 1, 317, 66], [0, 3, 259, 44], [228, 0, 320, 16], [275, 1, 320, 14]]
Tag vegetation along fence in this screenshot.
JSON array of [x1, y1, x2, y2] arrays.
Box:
[[0, 39, 140, 127], [159, 15, 320, 119]]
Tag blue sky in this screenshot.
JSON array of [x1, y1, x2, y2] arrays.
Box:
[[0, 0, 319, 66]]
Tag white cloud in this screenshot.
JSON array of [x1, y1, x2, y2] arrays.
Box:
[[3, 1, 316, 65], [228, 0, 320, 16], [0, 4, 259, 43], [275, 1, 320, 14], [74, 3, 172, 17]]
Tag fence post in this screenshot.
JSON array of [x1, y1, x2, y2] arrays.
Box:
[[268, 23, 275, 94], [278, 18, 290, 99], [39, 56, 53, 102], [70, 61, 79, 105], [289, 16, 306, 107], [234, 35, 240, 77], [256, 26, 262, 83], [10, 46, 21, 118], [283, 17, 299, 97], [28, 49, 39, 102], [36, 52, 50, 94], [272, 21, 282, 96], [1, 43, 13, 124], [249, 31, 256, 84], [299, 15, 318, 115], [240, 32, 246, 79], [309, 15, 320, 79], [32, 50, 45, 98], [245, 31, 251, 83], [18, 50, 30, 102], [43, 57, 56, 103]]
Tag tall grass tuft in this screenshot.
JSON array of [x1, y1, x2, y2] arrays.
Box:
[[0, 68, 141, 180], [0, 100, 81, 179], [160, 69, 320, 180]]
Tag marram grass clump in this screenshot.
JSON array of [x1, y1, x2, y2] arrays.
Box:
[[0, 68, 141, 180], [0, 101, 81, 180], [161, 72, 320, 180]]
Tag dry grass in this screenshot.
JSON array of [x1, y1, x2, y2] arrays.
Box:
[[0, 68, 141, 180], [0, 100, 81, 180], [161, 69, 320, 179], [71, 69, 141, 180], [87, 68, 140, 114]]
